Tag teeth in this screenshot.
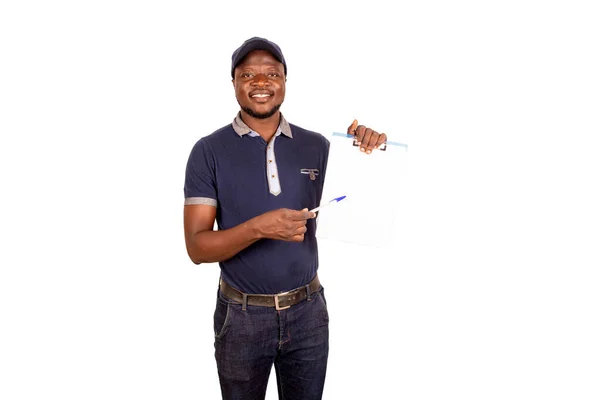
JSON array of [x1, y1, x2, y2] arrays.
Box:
[[252, 94, 270, 98]]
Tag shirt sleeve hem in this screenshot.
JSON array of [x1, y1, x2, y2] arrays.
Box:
[[184, 197, 217, 206]]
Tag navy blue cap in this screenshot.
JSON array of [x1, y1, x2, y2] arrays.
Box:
[[231, 37, 287, 78]]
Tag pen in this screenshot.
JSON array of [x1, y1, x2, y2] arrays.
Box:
[[309, 196, 347, 213]]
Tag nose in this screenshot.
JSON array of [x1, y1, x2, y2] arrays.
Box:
[[250, 74, 270, 87]]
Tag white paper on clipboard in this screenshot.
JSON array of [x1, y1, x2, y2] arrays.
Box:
[[316, 132, 408, 248]]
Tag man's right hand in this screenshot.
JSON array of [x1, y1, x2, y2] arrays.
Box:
[[255, 208, 315, 242]]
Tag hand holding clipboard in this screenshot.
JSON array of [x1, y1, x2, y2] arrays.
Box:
[[347, 119, 388, 154]]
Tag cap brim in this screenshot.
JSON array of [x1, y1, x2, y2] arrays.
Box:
[[232, 39, 285, 77]]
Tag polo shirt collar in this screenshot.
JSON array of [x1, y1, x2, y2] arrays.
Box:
[[232, 112, 293, 138]]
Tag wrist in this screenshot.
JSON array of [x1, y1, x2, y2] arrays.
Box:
[[246, 216, 264, 240]]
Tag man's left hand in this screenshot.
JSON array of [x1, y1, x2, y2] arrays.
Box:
[[347, 119, 387, 154]]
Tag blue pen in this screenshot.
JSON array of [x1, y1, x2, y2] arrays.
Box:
[[309, 196, 347, 213]]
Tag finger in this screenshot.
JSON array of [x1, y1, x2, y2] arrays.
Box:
[[291, 233, 305, 242], [299, 208, 314, 220], [365, 130, 381, 154], [360, 128, 374, 153], [290, 208, 312, 221], [355, 125, 366, 146], [347, 119, 358, 135], [285, 225, 306, 240], [300, 207, 316, 219], [375, 133, 387, 149], [293, 220, 308, 231]]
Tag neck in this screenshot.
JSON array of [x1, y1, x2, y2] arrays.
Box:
[[240, 110, 281, 142]]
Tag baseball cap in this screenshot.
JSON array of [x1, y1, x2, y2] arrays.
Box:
[[231, 37, 287, 78]]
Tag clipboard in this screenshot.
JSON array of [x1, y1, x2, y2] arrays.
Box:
[[315, 132, 408, 248]]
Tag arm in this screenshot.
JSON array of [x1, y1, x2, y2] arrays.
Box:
[[184, 205, 315, 264], [184, 204, 260, 264]]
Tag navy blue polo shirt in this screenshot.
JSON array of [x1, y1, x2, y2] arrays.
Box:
[[184, 113, 330, 294]]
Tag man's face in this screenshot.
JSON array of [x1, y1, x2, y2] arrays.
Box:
[[233, 50, 286, 119]]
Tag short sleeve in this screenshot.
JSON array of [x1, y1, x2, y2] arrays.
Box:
[[183, 139, 218, 206]]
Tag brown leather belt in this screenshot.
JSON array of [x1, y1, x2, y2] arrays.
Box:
[[219, 275, 321, 311]]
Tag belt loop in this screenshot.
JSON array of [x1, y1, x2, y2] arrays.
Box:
[[242, 293, 248, 311], [305, 284, 312, 301]]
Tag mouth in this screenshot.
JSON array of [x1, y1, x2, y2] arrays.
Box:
[[250, 90, 274, 103]]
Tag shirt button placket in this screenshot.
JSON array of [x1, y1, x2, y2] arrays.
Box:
[[267, 135, 281, 196]]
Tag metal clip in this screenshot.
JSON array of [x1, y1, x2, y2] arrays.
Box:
[[300, 168, 319, 180], [352, 139, 387, 151]]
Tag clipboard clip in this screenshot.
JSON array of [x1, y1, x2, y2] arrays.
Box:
[[352, 139, 387, 151]]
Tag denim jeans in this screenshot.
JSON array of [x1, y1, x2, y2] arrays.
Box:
[[213, 286, 329, 400]]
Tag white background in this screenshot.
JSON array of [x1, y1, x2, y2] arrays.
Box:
[[1, 1, 599, 399]]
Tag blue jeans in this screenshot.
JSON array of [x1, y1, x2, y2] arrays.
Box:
[[213, 286, 329, 400]]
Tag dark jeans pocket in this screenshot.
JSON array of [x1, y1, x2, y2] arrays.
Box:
[[214, 296, 231, 339]]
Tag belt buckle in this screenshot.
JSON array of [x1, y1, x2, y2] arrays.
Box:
[[274, 291, 291, 311]]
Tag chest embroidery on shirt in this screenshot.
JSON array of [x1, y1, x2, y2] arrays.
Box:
[[300, 168, 319, 181]]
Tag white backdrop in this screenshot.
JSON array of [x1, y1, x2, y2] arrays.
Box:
[[1, 1, 599, 399]]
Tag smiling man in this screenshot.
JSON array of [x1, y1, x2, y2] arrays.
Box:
[[235, 50, 285, 119], [183, 37, 387, 400]]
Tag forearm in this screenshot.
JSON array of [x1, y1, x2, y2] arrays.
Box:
[[186, 218, 263, 264]]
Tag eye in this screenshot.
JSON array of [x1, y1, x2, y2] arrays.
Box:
[[240, 72, 253, 78], [267, 72, 281, 78]]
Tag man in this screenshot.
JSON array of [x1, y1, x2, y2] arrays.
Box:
[[183, 37, 387, 400]]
